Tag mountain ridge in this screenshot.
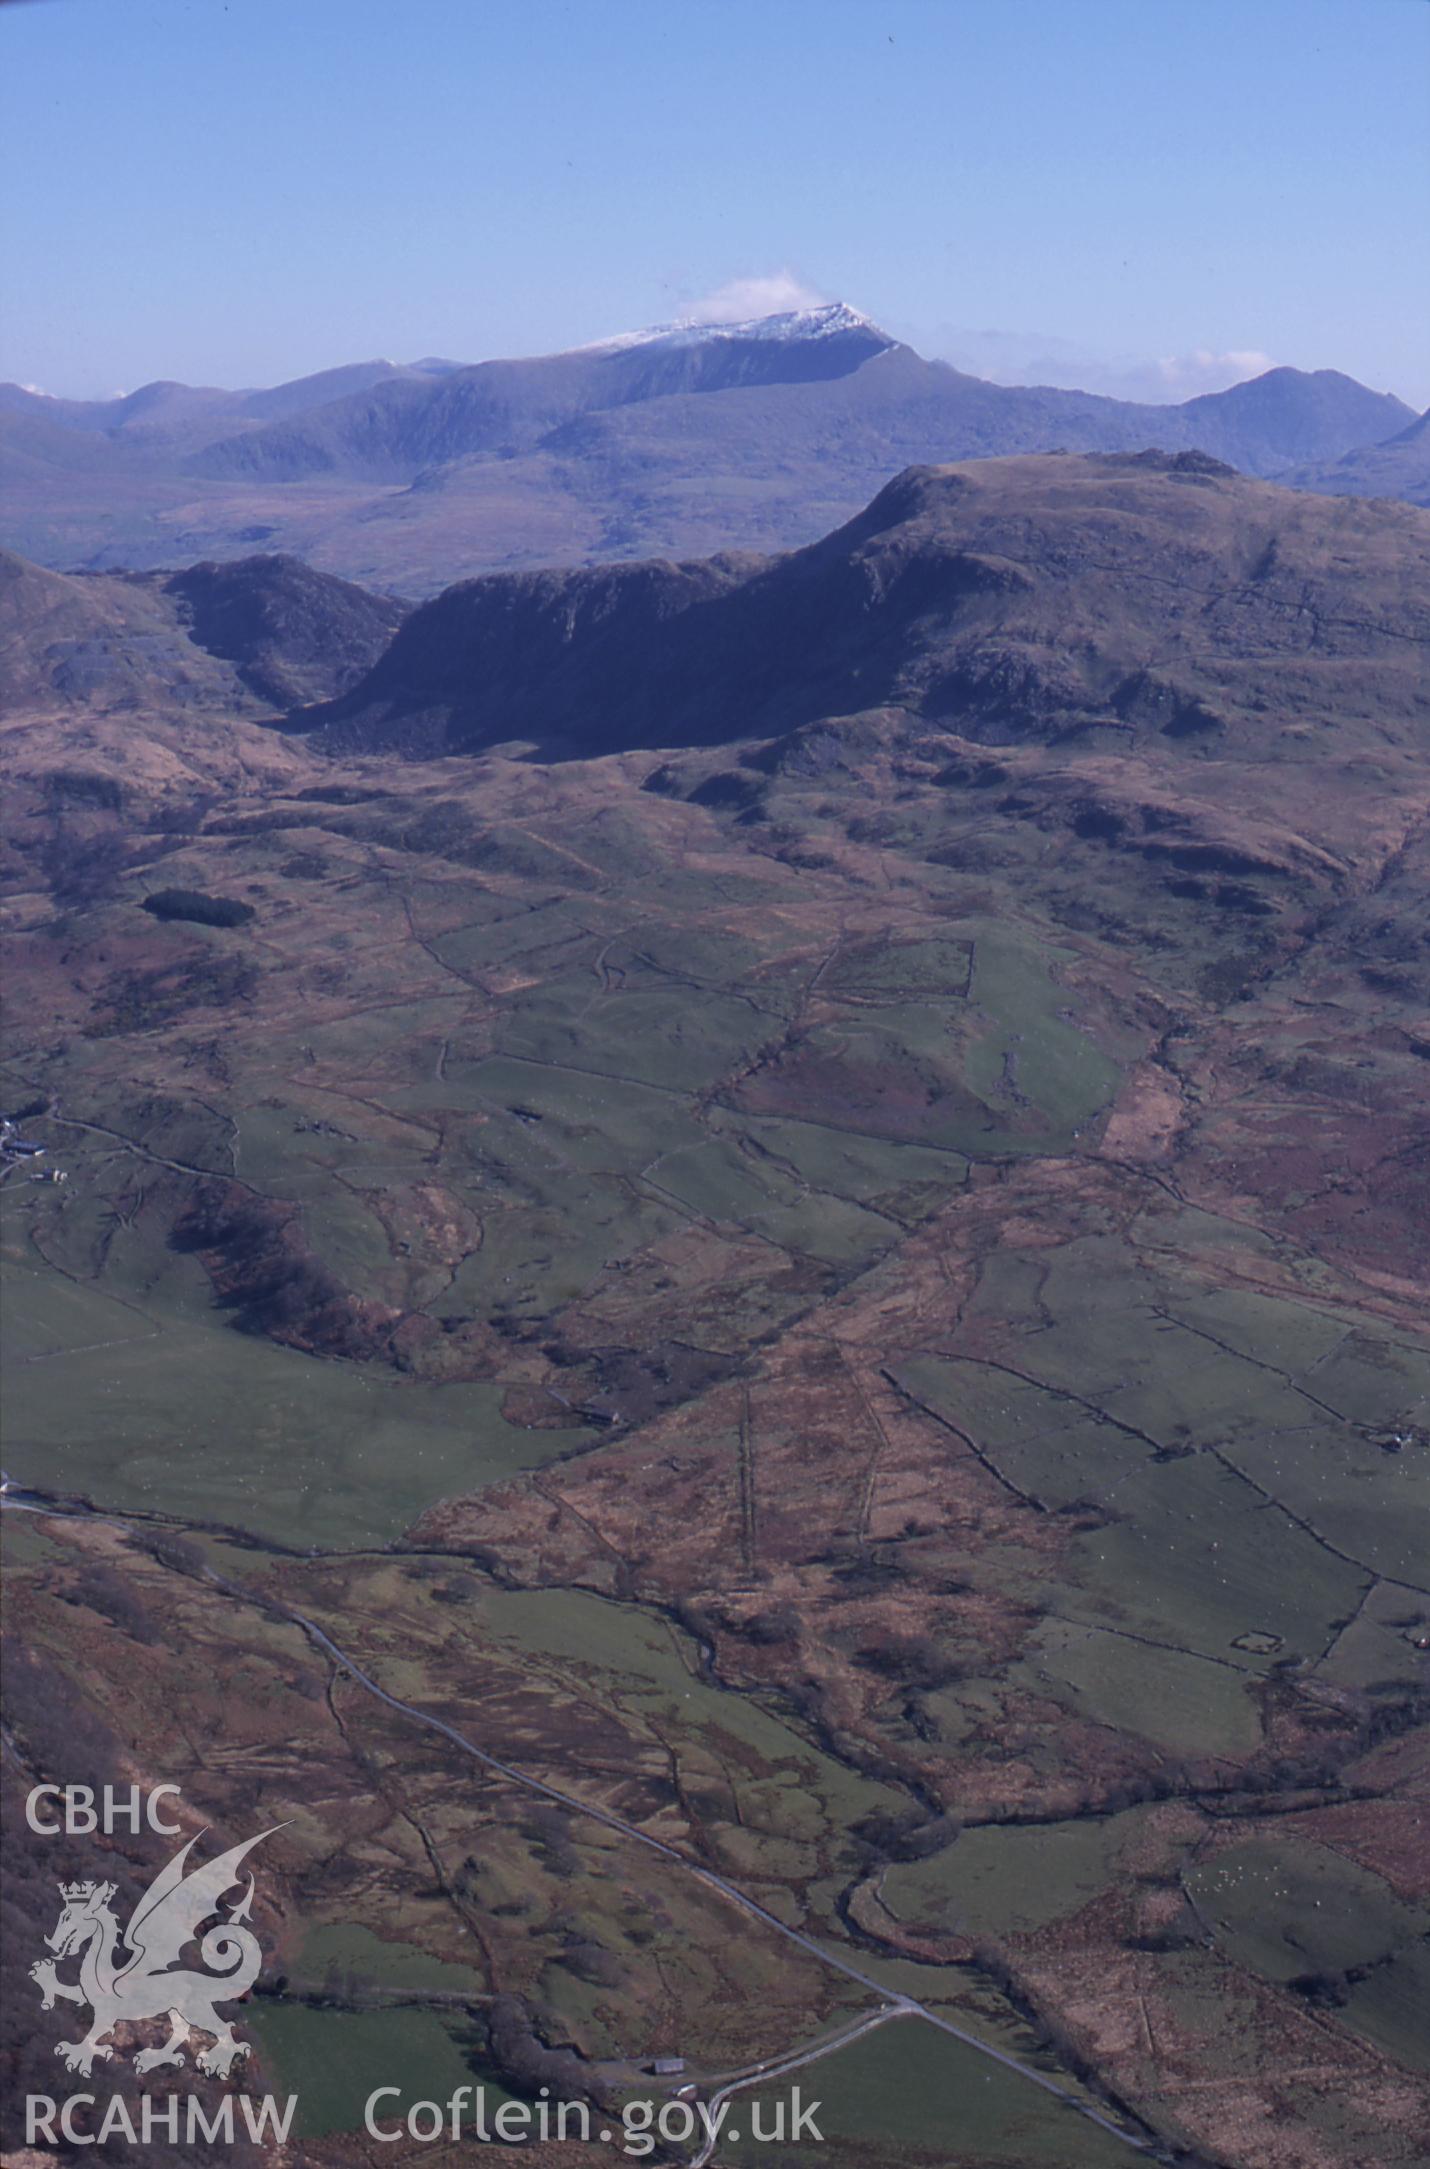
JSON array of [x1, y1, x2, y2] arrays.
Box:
[[301, 450, 1430, 762], [2, 307, 1419, 591]]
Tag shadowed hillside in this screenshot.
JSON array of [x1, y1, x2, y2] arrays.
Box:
[[163, 553, 404, 707], [0, 548, 403, 717], [305, 451, 1430, 758]]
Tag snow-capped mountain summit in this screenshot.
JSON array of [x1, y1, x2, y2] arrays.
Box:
[[579, 300, 892, 355], [167, 303, 899, 490]]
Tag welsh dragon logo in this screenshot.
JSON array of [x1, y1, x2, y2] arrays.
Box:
[[31, 1827, 280, 2078]]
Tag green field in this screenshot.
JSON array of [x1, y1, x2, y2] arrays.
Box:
[[881, 1815, 1134, 1937], [245, 2003, 506, 2138], [1188, 1839, 1430, 2072], [720, 2014, 1145, 2168], [0, 1251, 571, 1546]]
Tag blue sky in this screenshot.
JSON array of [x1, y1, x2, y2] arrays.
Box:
[[3, 0, 1427, 405]]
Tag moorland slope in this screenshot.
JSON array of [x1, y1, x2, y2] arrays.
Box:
[[3, 456, 1427, 2169]]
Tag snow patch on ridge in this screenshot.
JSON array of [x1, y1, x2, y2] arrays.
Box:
[[572, 302, 887, 357]]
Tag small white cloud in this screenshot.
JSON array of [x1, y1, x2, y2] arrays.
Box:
[[907, 320, 1277, 405], [18, 382, 51, 397], [679, 271, 828, 327], [1153, 348, 1276, 396]]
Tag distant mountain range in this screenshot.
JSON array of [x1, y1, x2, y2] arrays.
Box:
[[3, 304, 1423, 593], [1281, 406, 1430, 503]]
